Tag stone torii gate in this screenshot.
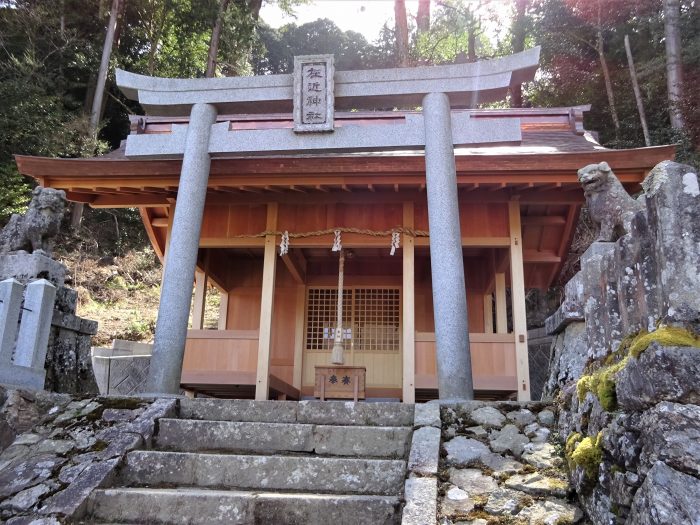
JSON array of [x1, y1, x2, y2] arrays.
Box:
[[115, 48, 540, 401]]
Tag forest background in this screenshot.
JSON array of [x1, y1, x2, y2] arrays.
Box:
[[0, 0, 698, 342]]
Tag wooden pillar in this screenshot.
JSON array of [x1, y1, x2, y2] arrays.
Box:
[[163, 203, 175, 272], [218, 291, 229, 330], [255, 203, 278, 400], [192, 270, 207, 330], [483, 294, 494, 333], [495, 273, 507, 334], [402, 201, 416, 403], [292, 285, 305, 390], [509, 200, 531, 401]]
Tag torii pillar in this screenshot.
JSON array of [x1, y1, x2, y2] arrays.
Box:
[[146, 103, 217, 394], [423, 92, 474, 400]]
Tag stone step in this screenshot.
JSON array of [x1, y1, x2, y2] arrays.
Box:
[[121, 450, 406, 495], [155, 418, 412, 458], [89, 487, 401, 525], [178, 398, 414, 427]]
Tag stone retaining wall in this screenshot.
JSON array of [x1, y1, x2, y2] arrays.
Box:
[[0, 253, 98, 395], [544, 160, 700, 525], [0, 387, 174, 523]]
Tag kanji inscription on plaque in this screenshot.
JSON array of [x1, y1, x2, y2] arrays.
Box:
[[293, 54, 335, 133]]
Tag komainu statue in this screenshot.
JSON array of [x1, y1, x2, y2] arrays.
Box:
[[0, 186, 66, 257], [578, 162, 645, 242]]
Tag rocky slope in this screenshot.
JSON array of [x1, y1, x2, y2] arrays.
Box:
[[438, 402, 585, 525]]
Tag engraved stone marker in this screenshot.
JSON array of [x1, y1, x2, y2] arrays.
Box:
[[293, 54, 334, 132]]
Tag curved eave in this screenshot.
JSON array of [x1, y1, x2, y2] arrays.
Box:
[[16, 144, 675, 182], [15, 143, 674, 291]]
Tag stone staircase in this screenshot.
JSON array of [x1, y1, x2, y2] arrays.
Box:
[[86, 399, 415, 525]]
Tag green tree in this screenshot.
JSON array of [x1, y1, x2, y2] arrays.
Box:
[[414, 0, 497, 66], [253, 19, 375, 74], [0, 0, 106, 221]]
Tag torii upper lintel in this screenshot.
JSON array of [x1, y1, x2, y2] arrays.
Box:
[[116, 47, 540, 117]]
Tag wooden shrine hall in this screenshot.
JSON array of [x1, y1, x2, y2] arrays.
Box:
[[15, 50, 674, 403]]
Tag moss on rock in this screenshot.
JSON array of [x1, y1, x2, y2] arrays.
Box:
[[628, 326, 700, 358], [575, 325, 698, 411], [576, 358, 627, 411], [571, 432, 603, 480]]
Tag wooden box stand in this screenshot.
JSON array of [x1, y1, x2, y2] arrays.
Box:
[[314, 366, 366, 402]]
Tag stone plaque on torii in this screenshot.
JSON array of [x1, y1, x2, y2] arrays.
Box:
[[115, 48, 541, 400], [293, 54, 334, 132]]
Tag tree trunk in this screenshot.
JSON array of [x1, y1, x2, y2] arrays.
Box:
[[417, 0, 430, 34], [72, 0, 120, 230], [596, 28, 621, 139], [247, 0, 263, 20], [206, 0, 232, 78], [467, 24, 477, 62], [624, 35, 651, 146], [510, 0, 528, 107], [663, 0, 685, 129], [394, 0, 410, 67]]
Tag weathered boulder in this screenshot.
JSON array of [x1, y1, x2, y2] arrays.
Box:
[[0, 388, 71, 453], [521, 442, 562, 469], [638, 401, 700, 476], [470, 406, 506, 428], [616, 343, 700, 410], [643, 161, 700, 326], [441, 485, 474, 516], [448, 468, 497, 495], [483, 488, 524, 515], [479, 452, 523, 475], [505, 409, 535, 427], [488, 424, 529, 458], [545, 273, 585, 336], [504, 472, 568, 498], [600, 413, 642, 471], [443, 437, 490, 466], [627, 462, 700, 525], [581, 242, 623, 359], [516, 497, 583, 524], [537, 409, 555, 427], [542, 322, 587, 399]]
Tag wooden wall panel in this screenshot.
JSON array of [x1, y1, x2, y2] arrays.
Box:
[[459, 203, 509, 237], [334, 203, 402, 230], [414, 333, 517, 390], [201, 205, 229, 238], [270, 365, 294, 384], [467, 292, 485, 333], [183, 334, 258, 373], [227, 258, 263, 288], [228, 204, 267, 236], [415, 257, 487, 333], [301, 351, 402, 389], [278, 203, 328, 232], [414, 201, 429, 231], [227, 288, 262, 330], [411, 201, 508, 238], [270, 288, 297, 369]]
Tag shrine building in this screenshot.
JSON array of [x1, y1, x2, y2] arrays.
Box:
[[15, 49, 673, 403]]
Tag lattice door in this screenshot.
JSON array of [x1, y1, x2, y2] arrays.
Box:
[[305, 287, 400, 354]]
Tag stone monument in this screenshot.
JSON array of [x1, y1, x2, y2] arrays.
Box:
[[0, 188, 98, 394], [0, 187, 66, 256], [577, 162, 645, 242]]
